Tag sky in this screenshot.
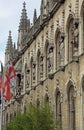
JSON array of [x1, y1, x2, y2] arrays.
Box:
[[0, 0, 41, 64]]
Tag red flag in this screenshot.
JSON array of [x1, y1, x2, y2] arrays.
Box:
[[3, 75, 12, 100], [3, 62, 16, 100], [6, 62, 16, 80]]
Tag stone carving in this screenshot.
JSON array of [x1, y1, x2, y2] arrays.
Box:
[[59, 34, 64, 65], [48, 47, 53, 72], [73, 21, 79, 48]]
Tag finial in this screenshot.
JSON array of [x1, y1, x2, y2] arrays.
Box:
[[23, 1, 26, 8], [9, 30, 11, 36]]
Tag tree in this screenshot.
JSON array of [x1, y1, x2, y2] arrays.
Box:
[[6, 103, 57, 130]]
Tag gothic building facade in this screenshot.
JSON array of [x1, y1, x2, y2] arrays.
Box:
[[3, 0, 84, 130]]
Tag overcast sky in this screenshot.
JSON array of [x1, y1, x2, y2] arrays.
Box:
[[0, 0, 41, 64]]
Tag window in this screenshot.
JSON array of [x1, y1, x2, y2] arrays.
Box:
[[68, 85, 76, 130], [56, 90, 62, 130]]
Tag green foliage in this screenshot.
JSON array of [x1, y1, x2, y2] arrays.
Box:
[[6, 103, 57, 130]]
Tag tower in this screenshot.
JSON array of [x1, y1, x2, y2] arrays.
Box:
[[17, 2, 30, 51]]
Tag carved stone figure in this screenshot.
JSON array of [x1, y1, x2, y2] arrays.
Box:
[[59, 35, 64, 60], [73, 22, 79, 48], [48, 47, 53, 72]]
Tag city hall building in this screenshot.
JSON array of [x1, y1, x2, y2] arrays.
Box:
[[2, 0, 84, 129]]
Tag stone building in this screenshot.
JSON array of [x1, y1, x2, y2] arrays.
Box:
[[3, 0, 84, 130]]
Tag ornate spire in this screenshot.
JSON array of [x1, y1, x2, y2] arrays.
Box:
[[5, 31, 14, 64], [5, 30, 13, 53], [33, 9, 37, 24], [19, 1, 28, 31]]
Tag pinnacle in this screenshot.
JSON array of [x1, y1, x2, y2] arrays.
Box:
[[23, 1, 26, 8], [19, 2, 28, 31], [9, 30, 11, 36]]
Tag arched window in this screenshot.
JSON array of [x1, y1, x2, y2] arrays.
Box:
[[68, 85, 76, 130], [56, 89, 62, 130]]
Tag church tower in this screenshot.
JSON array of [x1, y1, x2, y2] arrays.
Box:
[[17, 2, 30, 51], [5, 31, 13, 65]]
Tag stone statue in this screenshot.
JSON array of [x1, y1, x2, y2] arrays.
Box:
[[59, 35, 64, 60], [73, 22, 79, 48], [48, 47, 53, 72]]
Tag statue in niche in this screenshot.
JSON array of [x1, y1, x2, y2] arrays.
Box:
[[73, 22, 79, 48], [59, 35, 64, 60], [48, 47, 53, 72]]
